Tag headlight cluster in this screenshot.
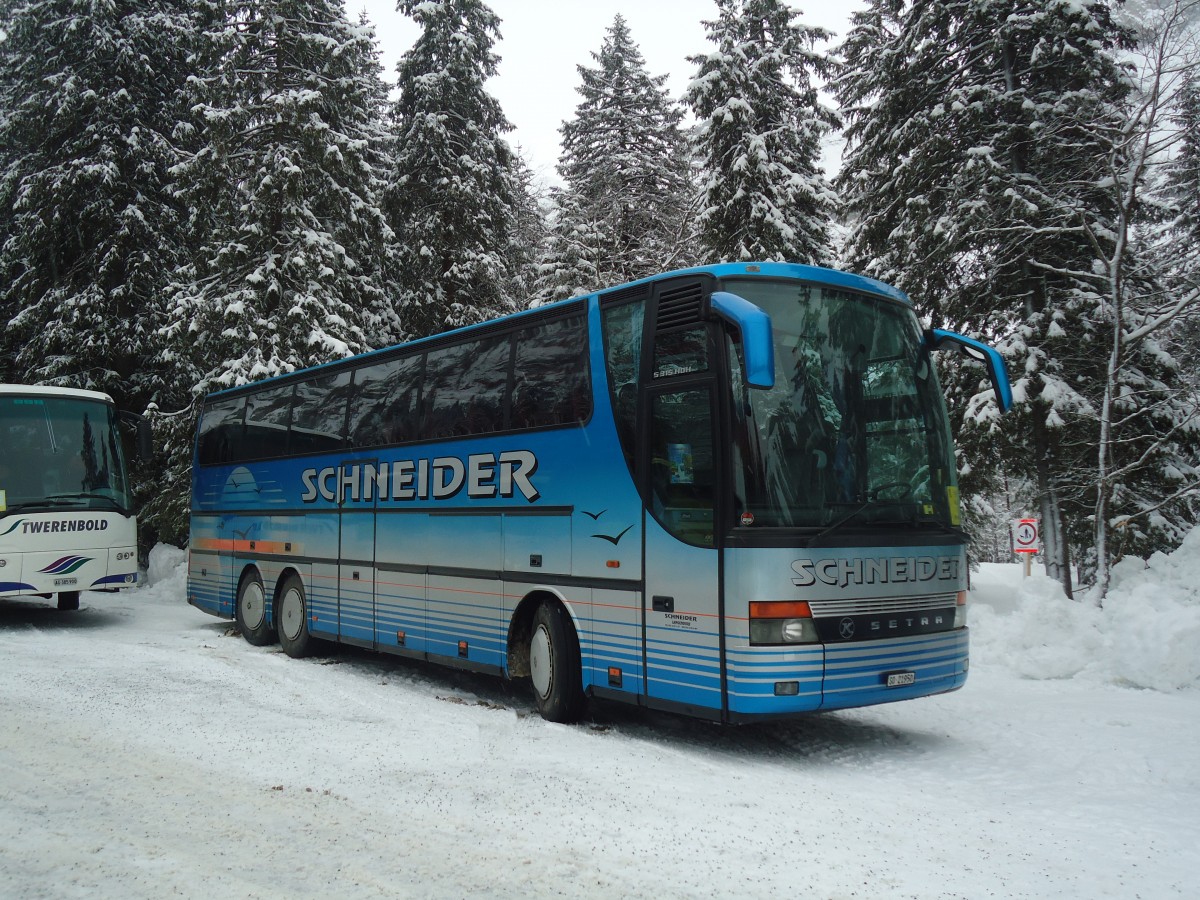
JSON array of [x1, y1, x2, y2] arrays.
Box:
[[749, 601, 818, 645]]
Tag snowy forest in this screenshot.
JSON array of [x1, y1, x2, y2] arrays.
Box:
[[1, 0, 1198, 602]]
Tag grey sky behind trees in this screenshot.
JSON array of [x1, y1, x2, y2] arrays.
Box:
[[355, 0, 864, 180]]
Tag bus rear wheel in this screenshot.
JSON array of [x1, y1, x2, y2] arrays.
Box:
[[529, 601, 584, 723], [236, 571, 276, 646], [277, 574, 314, 659], [57, 591, 80, 611]]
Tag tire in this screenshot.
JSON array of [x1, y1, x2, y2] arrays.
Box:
[[529, 601, 585, 723], [235, 571, 276, 646], [276, 573, 314, 658], [57, 591, 80, 611]]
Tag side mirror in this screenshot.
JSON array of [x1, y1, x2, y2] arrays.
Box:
[[121, 411, 154, 461], [137, 417, 153, 461], [925, 328, 1013, 413], [709, 291, 775, 389]]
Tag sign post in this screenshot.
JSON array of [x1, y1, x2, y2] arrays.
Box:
[[1012, 518, 1039, 577]]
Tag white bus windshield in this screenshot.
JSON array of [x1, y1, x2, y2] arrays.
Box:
[[0, 395, 132, 514], [725, 279, 960, 530]]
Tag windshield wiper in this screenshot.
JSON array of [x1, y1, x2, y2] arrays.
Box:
[[806, 500, 873, 546]]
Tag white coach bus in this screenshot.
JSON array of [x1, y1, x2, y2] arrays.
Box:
[[0, 385, 148, 610]]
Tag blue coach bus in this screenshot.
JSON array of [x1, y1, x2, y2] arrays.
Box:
[[187, 263, 1010, 723]]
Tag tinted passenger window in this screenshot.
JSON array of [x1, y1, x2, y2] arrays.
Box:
[[289, 371, 351, 456], [423, 335, 511, 439], [512, 316, 591, 429], [601, 302, 644, 463], [243, 384, 294, 460], [197, 396, 245, 466], [348, 354, 424, 448]]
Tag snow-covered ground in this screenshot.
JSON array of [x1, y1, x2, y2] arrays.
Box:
[[2, 540, 1198, 899]]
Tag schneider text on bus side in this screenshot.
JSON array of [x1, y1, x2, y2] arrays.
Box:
[[300, 450, 540, 504]]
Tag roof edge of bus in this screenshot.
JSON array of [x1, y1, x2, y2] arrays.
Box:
[[609, 262, 911, 305], [0, 384, 116, 404], [204, 262, 909, 400]]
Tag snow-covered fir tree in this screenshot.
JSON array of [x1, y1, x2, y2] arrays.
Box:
[[385, 0, 518, 336], [0, 0, 200, 412], [505, 150, 549, 307], [536, 14, 697, 302], [685, 0, 839, 265], [150, 0, 393, 543], [1173, 76, 1200, 241], [165, 0, 393, 394], [1084, 1, 1200, 597], [835, 0, 1200, 596], [1166, 72, 1200, 381]]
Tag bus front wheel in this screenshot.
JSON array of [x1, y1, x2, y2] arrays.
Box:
[[277, 575, 314, 659], [57, 591, 80, 611], [236, 571, 276, 646], [529, 602, 584, 723]]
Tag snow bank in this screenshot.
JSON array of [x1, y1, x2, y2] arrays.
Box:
[[146, 542, 188, 590], [971, 528, 1200, 692]]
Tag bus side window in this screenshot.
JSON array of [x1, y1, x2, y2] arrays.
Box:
[[423, 336, 510, 440], [243, 384, 294, 461], [197, 396, 245, 466], [601, 301, 645, 465], [290, 371, 351, 456], [511, 315, 591, 429], [348, 355, 423, 448]]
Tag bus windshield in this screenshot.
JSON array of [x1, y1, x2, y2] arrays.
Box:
[[724, 279, 959, 531], [0, 394, 133, 514]]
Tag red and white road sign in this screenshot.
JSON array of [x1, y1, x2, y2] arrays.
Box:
[[1013, 518, 1039, 554]]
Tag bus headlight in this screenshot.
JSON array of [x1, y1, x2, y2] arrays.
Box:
[[749, 602, 818, 645]]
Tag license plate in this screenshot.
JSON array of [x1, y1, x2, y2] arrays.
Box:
[[885, 671, 916, 687]]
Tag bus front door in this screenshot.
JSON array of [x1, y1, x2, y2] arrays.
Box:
[[642, 384, 726, 717]]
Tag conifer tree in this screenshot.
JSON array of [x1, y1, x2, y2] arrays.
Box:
[[537, 15, 696, 301], [385, 0, 518, 336], [1168, 72, 1200, 329], [149, 0, 393, 543], [685, 0, 839, 265], [0, 0, 200, 412], [165, 0, 393, 395], [835, 0, 1200, 595], [506, 151, 549, 307], [1164, 73, 1200, 388]]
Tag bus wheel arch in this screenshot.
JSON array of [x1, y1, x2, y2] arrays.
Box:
[[516, 593, 585, 723], [507, 589, 575, 677], [235, 565, 275, 646]]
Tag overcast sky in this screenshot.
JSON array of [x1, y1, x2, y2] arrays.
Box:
[[353, 1, 865, 182]]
